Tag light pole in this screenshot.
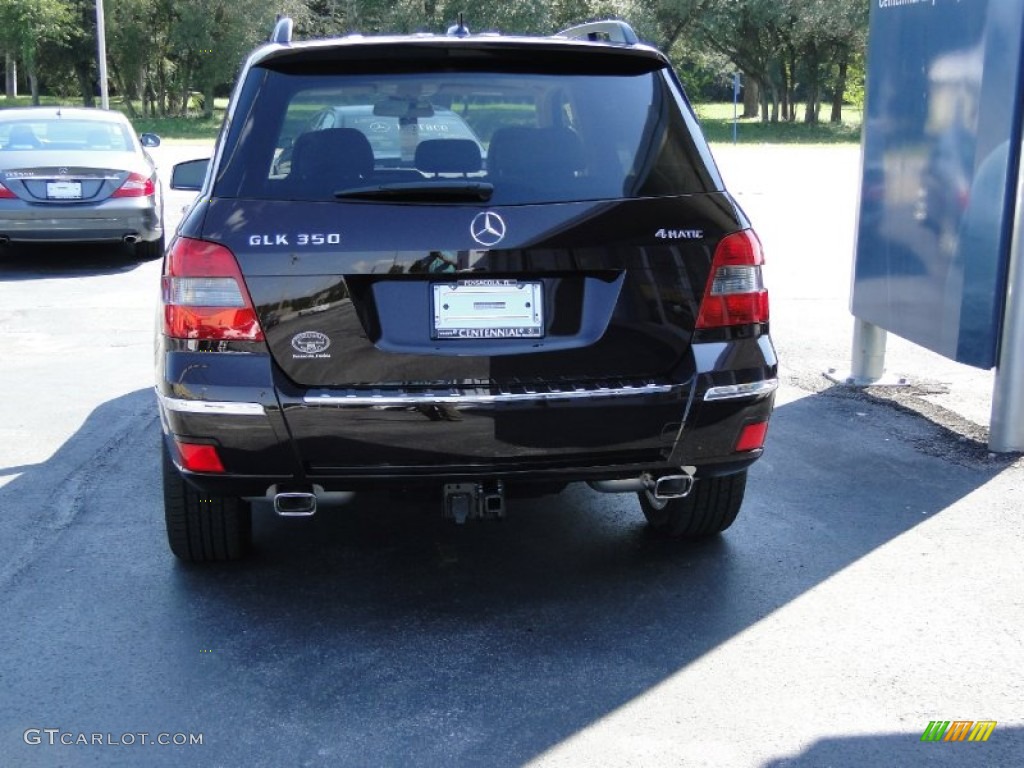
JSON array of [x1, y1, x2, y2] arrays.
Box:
[[95, 0, 110, 109]]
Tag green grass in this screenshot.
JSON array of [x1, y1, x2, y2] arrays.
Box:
[[694, 102, 863, 145], [2, 94, 226, 142], [130, 114, 223, 142], [4, 94, 865, 145]]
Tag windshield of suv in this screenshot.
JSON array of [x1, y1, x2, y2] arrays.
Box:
[[216, 58, 716, 205]]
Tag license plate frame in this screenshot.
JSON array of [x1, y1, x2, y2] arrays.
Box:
[[432, 280, 544, 340], [46, 181, 82, 200]]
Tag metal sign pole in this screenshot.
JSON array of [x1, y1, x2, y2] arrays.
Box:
[[850, 318, 888, 384], [95, 0, 110, 110], [989, 128, 1024, 452]]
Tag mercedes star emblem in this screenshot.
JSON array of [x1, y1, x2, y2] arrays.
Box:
[[470, 211, 507, 247]]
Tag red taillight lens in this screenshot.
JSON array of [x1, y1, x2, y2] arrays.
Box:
[[175, 441, 226, 473], [735, 421, 769, 452], [162, 237, 265, 341], [112, 172, 156, 198], [695, 230, 769, 329], [0, 181, 16, 199]]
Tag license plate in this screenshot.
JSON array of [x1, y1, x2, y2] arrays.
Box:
[[46, 181, 82, 199], [432, 280, 544, 339]]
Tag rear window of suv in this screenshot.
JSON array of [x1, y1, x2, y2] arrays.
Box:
[[215, 51, 717, 205]]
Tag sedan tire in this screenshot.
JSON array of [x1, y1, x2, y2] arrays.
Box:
[[136, 234, 165, 262]]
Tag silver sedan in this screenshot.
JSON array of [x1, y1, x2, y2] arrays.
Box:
[[0, 107, 164, 259]]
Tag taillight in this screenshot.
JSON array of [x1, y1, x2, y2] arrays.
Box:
[[695, 230, 769, 329], [0, 181, 16, 199], [162, 237, 265, 341], [112, 172, 155, 198]]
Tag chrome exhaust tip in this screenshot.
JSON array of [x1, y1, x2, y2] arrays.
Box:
[[588, 468, 696, 499], [653, 473, 694, 500], [123, 234, 140, 244], [273, 492, 317, 517]]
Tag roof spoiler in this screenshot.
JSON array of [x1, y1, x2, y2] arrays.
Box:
[[556, 20, 639, 46]]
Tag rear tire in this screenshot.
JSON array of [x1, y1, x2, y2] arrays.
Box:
[[162, 443, 252, 562], [639, 470, 747, 539], [136, 234, 165, 261]]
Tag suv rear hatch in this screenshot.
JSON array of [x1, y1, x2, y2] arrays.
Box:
[[179, 40, 766, 468]]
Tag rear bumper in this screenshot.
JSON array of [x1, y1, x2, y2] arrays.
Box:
[[0, 198, 162, 243], [156, 337, 777, 497]]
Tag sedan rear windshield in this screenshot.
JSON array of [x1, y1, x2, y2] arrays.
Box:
[[215, 62, 718, 204], [0, 120, 135, 152]]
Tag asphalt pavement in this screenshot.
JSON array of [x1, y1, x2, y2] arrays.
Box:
[[0, 143, 1021, 767]]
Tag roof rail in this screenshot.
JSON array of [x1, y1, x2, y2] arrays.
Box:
[[556, 20, 639, 46], [271, 15, 293, 44]]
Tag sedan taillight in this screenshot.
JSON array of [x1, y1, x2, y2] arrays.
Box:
[[0, 181, 16, 199], [112, 172, 156, 198], [162, 237, 265, 342]]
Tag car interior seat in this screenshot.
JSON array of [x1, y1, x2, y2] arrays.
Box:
[[414, 139, 483, 177], [287, 128, 374, 196], [487, 126, 585, 197], [5, 124, 42, 150]]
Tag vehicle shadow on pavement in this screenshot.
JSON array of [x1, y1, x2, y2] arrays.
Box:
[[0, 386, 1020, 767], [0, 242, 152, 278], [761, 728, 1024, 767]]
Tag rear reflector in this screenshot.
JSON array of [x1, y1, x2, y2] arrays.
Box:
[[735, 421, 769, 452], [696, 230, 769, 329], [0, 182, 16, 199], [162, 237, 264, 341], [112, 172, 156, 198], [175, 441, 226, 473]]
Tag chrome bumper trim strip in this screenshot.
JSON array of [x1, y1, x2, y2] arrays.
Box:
[[303, 381, 677, 407]]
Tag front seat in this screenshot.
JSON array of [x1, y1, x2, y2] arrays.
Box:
[[487, 126, 585, 198], [287, 128, 374, 198], [6, 124, 42, 150]]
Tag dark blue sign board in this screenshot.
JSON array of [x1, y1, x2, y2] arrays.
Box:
[[853, 0, 1024, 368]]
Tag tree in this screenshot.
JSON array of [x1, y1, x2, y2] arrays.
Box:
[[0, 0, 71, 104], [793, 0, 868, 124]]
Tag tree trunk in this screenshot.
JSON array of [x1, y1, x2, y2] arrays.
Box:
[[137, 67, 146, 116], [804, 64, 819, 125], [158, 61, 168, 116], [75, 61, 95, 107], [830, 60, 849, 124], [5, 53, 17, 99], [777, 59, 791, 122], [203, 81, 215, 119], [786, 53, 794, 122], [742, 78, 759, 119], [30, 69, 39, 106]]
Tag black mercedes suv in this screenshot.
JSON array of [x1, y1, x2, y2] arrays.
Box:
[[158, 18, 777, 562]]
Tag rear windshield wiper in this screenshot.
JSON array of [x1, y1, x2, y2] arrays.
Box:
[[334, 181, 493, 202]]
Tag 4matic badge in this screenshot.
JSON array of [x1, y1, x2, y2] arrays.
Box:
[[291, 331, 331, 359], [655, 228, 704, 240]]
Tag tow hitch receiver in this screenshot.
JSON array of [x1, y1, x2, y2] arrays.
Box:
[[443, 481, 506, 524]]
